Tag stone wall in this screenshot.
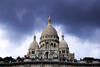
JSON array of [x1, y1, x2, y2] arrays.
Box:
[[0, 61, 100, 67]]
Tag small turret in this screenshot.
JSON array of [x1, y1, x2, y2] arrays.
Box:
[[59, 34, 68, 48], [29, 34, 39, 49]]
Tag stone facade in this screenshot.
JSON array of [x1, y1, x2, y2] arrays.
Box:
[[25, 16, 74, 61]]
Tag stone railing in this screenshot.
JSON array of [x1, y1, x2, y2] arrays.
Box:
[[0, 61, 100, 67]]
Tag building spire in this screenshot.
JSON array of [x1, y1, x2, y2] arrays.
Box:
[[62, 33, 64, 40], [34, 34, 36, 41], [48, 16, 51, 25]]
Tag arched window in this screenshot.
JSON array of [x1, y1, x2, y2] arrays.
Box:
[[32, 51, 35, 54], [59, 51, 61, 54], [45, 42, 48, 49], [54, 43, 56, 47], [51, 43, 53, 46], [66, 50, 69, 54], [62, 50, 65, 53], [43, 44, 44, 46]]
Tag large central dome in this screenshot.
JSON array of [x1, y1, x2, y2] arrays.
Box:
[[41, 25, 58, 37], [41, 16, 58, 37], [40, 16, 59, 43]]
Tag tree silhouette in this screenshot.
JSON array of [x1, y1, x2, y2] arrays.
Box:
[[16, 56, 23, 62], [0, 57, 3, 62], [3, 56, 15, 63]]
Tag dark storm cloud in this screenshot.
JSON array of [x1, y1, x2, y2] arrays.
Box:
[[49, 0, 100, 38], [0, 0, 100, 43]]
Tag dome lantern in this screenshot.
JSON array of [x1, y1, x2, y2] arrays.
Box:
[[48, 16, 51, 25], [40, 16, 59, 43], [34, 35, 36, 41], [62, 34, 64, 40]]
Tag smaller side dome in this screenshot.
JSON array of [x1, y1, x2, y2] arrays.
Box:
[[59, 34, 68, 48], [29, 35, 39, 49]]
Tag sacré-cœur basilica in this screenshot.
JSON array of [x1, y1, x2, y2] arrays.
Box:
[[0, 16, 100, 67], [25, 16, 74, 62]]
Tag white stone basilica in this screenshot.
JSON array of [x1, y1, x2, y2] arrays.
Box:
[[25, 16, 74, 61]]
